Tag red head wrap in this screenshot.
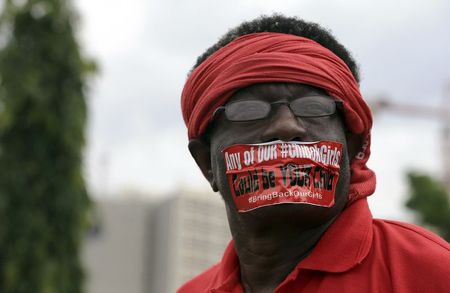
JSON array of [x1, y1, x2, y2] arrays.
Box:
[[181, 32, 376, 203]]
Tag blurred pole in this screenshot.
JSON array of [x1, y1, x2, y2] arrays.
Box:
[[368, 91, 450, 194], [99, 151, 110, 196], [443, 83, 450, 194]]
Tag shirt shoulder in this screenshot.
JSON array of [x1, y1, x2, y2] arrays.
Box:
[[373, 218, 449, 254], [371, 219, 450, 291], [177, 263, 221, 293]]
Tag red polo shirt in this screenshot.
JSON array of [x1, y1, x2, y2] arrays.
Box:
[[177, 199, 450, 292]]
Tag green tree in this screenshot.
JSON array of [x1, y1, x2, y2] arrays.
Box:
[[405, 172, 450, 242], [0, 0, 95, 292]]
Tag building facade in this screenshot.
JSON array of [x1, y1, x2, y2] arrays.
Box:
[[82, 190, 231, 293], [150, 191, 231, 293]]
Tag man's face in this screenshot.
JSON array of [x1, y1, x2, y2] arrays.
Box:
[[203, 83, 353, 228]]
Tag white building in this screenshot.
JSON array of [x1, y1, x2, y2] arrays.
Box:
[[82, 197, 155, 293], [150, 190, 231, 293], [82, 190, 231, 293]]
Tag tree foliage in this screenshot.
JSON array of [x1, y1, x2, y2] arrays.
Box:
[[406, 172, 450, 242], [0, 0, 95, 292]]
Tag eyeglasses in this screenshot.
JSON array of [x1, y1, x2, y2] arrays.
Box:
[[212, 96, 342, 122]]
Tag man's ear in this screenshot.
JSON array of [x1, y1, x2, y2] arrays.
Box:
[[345, 130, 363, 162], [188, 138, 219, 192]]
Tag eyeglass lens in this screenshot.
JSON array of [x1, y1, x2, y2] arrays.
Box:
[[224, 96, 336, 121]]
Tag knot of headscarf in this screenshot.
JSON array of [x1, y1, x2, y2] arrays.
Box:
[[181, 32, 376, 203]]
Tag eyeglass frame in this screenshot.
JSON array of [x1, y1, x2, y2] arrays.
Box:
[[210, 95, 344, 123]]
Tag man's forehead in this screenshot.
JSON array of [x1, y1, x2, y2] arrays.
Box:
[[228, 83, 329, 103]]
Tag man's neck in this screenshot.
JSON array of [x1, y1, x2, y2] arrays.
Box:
[[230, 216, 335, 293]]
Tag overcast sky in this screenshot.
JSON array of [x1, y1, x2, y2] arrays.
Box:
[[73, 0, 450, 220]]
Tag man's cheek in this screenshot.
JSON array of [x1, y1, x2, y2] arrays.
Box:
[[222, 140, 343, 213], [212, 155, 234, 198]]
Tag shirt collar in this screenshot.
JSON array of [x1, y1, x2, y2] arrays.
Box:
[[213, 198, 373, 290], [296, 198, 373, 272]]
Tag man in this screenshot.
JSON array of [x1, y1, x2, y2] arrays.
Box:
[[178, 15, 450, 292]]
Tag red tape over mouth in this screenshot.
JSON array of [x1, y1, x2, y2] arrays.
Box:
[[223, 140, 343, 212]]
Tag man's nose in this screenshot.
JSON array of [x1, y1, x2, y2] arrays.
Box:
[[261, 105, 307, 142]]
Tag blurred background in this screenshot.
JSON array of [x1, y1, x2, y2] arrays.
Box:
[[0, 0, 449, 292]]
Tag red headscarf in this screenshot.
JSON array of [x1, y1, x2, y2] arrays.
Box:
[[181, 32, 376, 203]]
